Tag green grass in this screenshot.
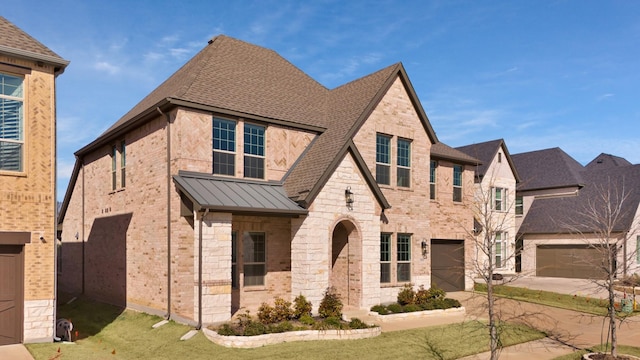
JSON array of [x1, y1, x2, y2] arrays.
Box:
[[26, 296, 545, 360], [474, 283, 640, 317], [552, 344, 640, 359]]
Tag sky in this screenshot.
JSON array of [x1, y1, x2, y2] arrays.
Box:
[[4, 1, 640, 200]]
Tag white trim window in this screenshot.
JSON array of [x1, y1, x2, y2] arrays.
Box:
[[495, 232, 507, 268], [453, 165, 463, 202], [397, 138, 411, 188], [430, 160, 437, 200], [493, 187, 507, 212], [376, 133, 391, 185], [380, 233, 391, 283], [244, 123, 265, 179], [0, 73, 24, 172], [213, 117, 236, 176], [397, 234, 411, 282]]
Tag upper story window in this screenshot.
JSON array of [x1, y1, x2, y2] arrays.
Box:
[[244, 123, 265, 179], [430, 160, 437, 200], [111, 140, 126, 191], [397, 138, 411, 188], [493, 187, 507, 211], [376, 133, 391, 185], [213, 118, 236, 176], [0, 73, 24, 172], [453, 165, 463, 202], [515, 195, 523, 216]]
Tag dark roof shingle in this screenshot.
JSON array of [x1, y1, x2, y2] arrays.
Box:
[[512, 147, 584, 191], [0, 16, 68, 69]]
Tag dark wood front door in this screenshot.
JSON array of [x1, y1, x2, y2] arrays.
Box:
[[0, 245, 24, 345]]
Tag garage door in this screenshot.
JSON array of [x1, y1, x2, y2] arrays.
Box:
[[431, 239, 465, 292], [536, 245, 611, 279], [0, 245, 24, 345]]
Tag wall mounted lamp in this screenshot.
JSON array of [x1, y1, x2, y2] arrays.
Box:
[[421, 239, 428, 258], [345, 186, 354, 210]]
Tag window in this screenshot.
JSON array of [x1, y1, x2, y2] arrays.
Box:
[[637, 236, 640, 263], [213, 118, 236, 176], [244, 123, 265, 179], [0, 73, 24, 172], [376, 133, 391, 185], [397, 234, 411, 282], [243, 232, 266, 286], [515, 196, 523, 216], [453, 165, 463, 202], [120, 140, 126, 188], [380, 234, 391, 283], [498, 152, 502, 163], [430, 160, 437, 200], [111, 145, 117, 191], [495, 232, 507, 268], [493, 187, 507, 211], [397, 138, 411, 187], [231, 232, 238, 289]]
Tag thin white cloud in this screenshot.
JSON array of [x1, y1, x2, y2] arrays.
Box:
[[94, 61, 120, 75], [597, 93, 614, 101]]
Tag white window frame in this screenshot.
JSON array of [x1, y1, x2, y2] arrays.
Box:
[[0, 72, 24, 172], [243, 123, 265, 179], [493, 187, 507, 212], [380, 233, 391, 283], [397, 233, 411, 283], [495, 232, 507, 268], [376, 133, 391, 185], [396, 138, 411, 188], [213, 117, 236, 176], [453, 165, 463, 202]]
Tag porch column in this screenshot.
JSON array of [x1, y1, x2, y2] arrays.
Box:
[[194, 211, 232, 324]]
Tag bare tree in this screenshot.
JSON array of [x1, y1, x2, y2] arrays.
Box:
[[562, 177, 638, 358]]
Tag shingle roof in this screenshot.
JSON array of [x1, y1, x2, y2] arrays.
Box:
[[512, 147, 584, 191], [585, 153, 633, 171], [0, 16, 68, 70], [431, 142, 480, 165], [519, 164, 640, 235], [455, 139, 521, 183]]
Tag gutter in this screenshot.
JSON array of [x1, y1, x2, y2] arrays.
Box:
[[157, 107, 172, 321]]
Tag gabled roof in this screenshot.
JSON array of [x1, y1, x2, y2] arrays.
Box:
[[430, 142, 480, 165], [511, 147, 584, 192], [585, 153, 633, 171], [519, 164, 640, 235], [455, 139, 521, 183], [0, 16, 68, 73], [173, 171, 307, 216]]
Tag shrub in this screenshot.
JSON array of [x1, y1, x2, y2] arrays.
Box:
[[443, 298, 462, 308], [322, 316, 343, 329], [257, 302, 276, 324], [243, 321, 267, 336], [318, 287, 343, 318], [273, 297, 293, 322], [386, 303, 403, 313], [370, 304, 389, 315], [216, 323, 237, 336], [268, 321, 294, 333], [237, 310, 253, 327], [403, 304, 422, 313], [348, 318, 369, 329], [299, 314, 315, 326], [415, 285, 431, 305], [397, 283, 416, 305], [293, 294, 312, 319], [429, 284, 446, 301]]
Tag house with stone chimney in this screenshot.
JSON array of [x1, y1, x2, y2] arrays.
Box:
[[0, 16, 68, 344], [58, 35, 477, 327]]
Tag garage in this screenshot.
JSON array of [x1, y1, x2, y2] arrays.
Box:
[[0, 245, 24, 345], [536, 244, 612, 279], [431, 239, 465, 292]]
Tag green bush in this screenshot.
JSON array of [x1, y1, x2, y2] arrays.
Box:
[[387, 303, 403, 313], [443, 298, 461, 308], [216, 323, 237, 336], [318, 287, 343, 318], [243, 321, 267, 336], [299, 313, 315, 326], [322, 316, 343, 329], [293, 294, 312, 319], [273, 297, 293, 322], [403, 304, 422, 313], [268, 321, 294, 333], [257, 302, 276, 324], [415, 285, 431, 305], [370, 304, 389, 315], [397, 283, 416, 305], [429, 284, 446, 301], [348, 318, 370, 329]]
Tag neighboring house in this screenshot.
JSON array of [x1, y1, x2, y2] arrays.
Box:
[[456, 139, 520, 275], [513, 148, 640, 278], [58, 35, 478, 327], [0, 17, 68, 344]]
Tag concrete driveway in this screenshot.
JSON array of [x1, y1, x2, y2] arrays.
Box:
[[505, 276, 612, 299]]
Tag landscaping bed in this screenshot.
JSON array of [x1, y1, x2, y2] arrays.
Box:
[[369, 283, 463, 319]]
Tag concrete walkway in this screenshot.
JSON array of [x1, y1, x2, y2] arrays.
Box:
[[0, 344, 34, 360]]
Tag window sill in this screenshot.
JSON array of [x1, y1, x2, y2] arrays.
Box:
[[0, 170, 27, 177], [243, 285, 267, 292], [108, 188, 126, 195]]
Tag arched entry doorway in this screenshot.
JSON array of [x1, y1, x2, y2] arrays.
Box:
[[330, 220, 362, 308]]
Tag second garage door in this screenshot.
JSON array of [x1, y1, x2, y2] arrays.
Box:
[[536, 244, 612, 279]]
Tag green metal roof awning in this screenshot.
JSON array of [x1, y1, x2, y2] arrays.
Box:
[[173, 171, 308, 216]]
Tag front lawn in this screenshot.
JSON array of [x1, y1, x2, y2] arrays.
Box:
[[474, 283, 640, 316], [26, 297, 545, 360]]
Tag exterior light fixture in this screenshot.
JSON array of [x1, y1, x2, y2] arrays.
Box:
[[421, 239, 428, 258], [345, 186, 354, 210]]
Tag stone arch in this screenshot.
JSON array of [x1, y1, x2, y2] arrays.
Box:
[[329, 218, 362, 308]]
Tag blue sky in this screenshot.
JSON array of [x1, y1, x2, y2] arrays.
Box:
[[5, 1, 640, 200]]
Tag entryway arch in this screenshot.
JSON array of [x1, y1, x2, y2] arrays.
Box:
[[329, 219, 362, 308]]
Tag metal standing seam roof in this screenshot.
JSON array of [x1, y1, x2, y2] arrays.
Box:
[[173, 171, 308, 216]]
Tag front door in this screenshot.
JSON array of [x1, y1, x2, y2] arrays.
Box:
[[0, 245, 24, 345]]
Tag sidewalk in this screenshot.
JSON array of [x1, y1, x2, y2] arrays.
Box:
[[0, 344, 34, 360]]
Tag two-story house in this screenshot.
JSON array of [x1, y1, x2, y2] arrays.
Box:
[[58, 35, 478, 327], [456, 139, 520, 276], [0, 16, 68, 344]]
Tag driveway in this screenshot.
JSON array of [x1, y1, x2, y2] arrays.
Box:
[[505, 276, 612, 298]]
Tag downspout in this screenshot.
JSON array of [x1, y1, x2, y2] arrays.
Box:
[[156, 107, 172, 320], [81, 159, 85, 294], [197, 208, 209, 330]]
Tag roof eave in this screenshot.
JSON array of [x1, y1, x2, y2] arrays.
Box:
[[0, 44, 69, 75]]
